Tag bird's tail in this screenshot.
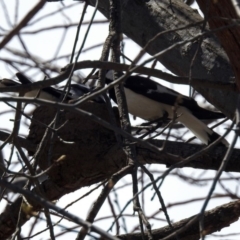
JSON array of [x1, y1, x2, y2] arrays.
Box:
[[178, 109, 229, 147]]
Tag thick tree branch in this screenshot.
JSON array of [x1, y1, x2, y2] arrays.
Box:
[[117, 200, 240, 240], [197, 0, 240, 90]]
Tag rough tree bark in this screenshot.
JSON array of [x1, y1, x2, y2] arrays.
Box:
[[197, 0, 240, 89], [117, 200, 240, 240]]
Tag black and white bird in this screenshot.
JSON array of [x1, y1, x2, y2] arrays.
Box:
[[104, 70, 229, 146], [0, 73, 105, 103]]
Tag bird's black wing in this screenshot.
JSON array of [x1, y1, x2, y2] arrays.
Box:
[[124, 76, 225, 120], [45, 87, 72, 100]]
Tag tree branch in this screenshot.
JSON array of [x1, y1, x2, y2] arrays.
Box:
[[117, 200, 240, 240]]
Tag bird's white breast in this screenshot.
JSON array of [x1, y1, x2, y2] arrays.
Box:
[[124, 88, 172, 120]]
